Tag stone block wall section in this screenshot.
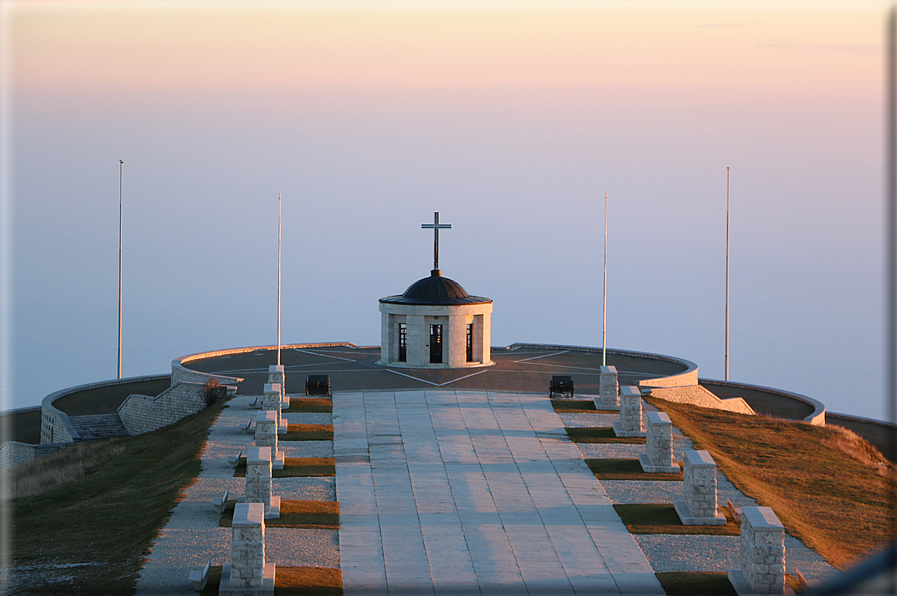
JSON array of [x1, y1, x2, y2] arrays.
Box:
[[598, 366, 620, 408], [702, 379, 826, 426], [641, 411, 679, 472], [224, 502, 275, 593], [40, 374, 170, 445], [0, 441, 66, 469], [613, 386, 645, 438], [674, 449, 726, 526], [117, 382, 207, 436], [732, 506, 786, 594], [648, 385, 756, 417]]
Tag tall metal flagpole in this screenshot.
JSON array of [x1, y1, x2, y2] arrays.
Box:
[[118, 160, 123, 379], [277, 193, 282, 367], [725, 167, 730, 382], [603, 192, 608, 367]]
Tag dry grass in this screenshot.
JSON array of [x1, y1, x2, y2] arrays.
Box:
[[284, 424, 334, 441], [655, 572, 737, 596], [585, 458, 683, 481], [565, 427, 645, 444], [219, 500, 339, 529], [551, 399, 597, 413], [10, 441, 126, 499], [822, 424, 897, 481], [613, 503, 740, 536], [646, 396, 894, 570], [286, 398, 332, 413], [12, 398, 229, 595], [199, 566, 342, 595], [233, 457, 336, 478]]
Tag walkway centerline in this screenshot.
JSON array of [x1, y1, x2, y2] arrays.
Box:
[[333, 389, 664, 595]]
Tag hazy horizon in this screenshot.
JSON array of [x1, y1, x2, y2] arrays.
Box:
[[2, 1, 890, 421]]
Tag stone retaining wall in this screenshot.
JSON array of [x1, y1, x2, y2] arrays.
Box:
[[648, 385, 756, 416], [0, 441, 66, 469], [40, 375, 171, 445], [117, 382, 207, 435]]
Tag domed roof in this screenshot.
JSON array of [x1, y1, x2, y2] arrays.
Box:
[[380, 270, 492, 306]]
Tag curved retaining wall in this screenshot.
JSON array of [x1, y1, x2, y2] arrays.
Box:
[[118, 381, 208, 435], [826, 412, 896, 458], [0, 441, 67, 469], [40, 375, 170, 445], [172, 342, 361, 386], [699, 379, 826, 426]]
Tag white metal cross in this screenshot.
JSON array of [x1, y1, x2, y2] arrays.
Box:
[[421, 211, 451, 271]]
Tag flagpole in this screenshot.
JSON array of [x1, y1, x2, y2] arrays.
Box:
[[117, 160, 123, 379], [725, 167, 730, 382], [603, 192, 608, 367], [277, 193, 282, 367]]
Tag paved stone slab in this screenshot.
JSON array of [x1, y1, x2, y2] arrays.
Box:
[[334, 389, 664, 595]]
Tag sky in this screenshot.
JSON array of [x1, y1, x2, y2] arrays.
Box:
[[1, 0, 891, 420]]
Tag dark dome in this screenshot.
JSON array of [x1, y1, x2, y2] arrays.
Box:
[[380, 270, 492, 306]]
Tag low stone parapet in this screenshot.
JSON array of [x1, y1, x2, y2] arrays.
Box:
[[638, 411, 679, 473], [613, 386, 645, 438], [728, 506, 785, 595], [219, 502, 275, 595], [674, 449, 726, 525], [597, 366, 620, 410], [118, 382, 206, 436]]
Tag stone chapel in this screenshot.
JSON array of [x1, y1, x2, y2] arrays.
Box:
[[378, 213, 493, 368]]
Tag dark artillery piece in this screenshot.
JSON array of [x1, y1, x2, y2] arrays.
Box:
[[549, 375, 574, 398], [306, 375, 332, 397]]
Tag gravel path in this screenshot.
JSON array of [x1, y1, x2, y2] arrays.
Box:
[[134, 391, 838, 593], [563, 398, 838, 583], [134, 394, 339, 595]]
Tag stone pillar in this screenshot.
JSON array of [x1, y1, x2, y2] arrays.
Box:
[[407, 314, 426, 367], [729, 507, 785, 595], [379, 311, 392, 364], [612, 386, 645, 437], [598, 365, 620, 409], [220, 502, 275, 594], [638, 411, 679, 473], [243, 447, 280, 519], [262, 383, 286, 434], [254, 410, 284, 469], [447, 314, 466, 367], [674, 449, 726, 525], [267, 366, 285, 394]]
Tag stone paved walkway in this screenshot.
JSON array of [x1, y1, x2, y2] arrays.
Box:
[[334, 389, 665, 595]]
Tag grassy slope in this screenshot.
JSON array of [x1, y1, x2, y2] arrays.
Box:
[[645, 396, 893, 570], [12, 399, 228, 595]]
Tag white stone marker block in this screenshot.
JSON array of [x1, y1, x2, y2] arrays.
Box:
[[674, 449, 726, 525], [267, 365, 284, 393], [254, 411, 284, 470], [612, 386, 645, 438], [597, 365, 620, 410], [728, 506, 785, 595], [262, 383, 288, 435], [219, 502, 275, 595], [243, 447, 280, 520], [638, 411, 680, 473]]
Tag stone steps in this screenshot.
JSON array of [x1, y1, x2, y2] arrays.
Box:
[[70, 414, 130, 440]]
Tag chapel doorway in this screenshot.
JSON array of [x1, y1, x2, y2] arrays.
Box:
[[429, 324, 443, 363]]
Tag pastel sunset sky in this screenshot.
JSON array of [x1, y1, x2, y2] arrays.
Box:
[[2, 1, 890, 419]]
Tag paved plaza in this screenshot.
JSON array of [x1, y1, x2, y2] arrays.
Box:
[[334, 389, 663, 595], [134, 367, 836, 594]]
